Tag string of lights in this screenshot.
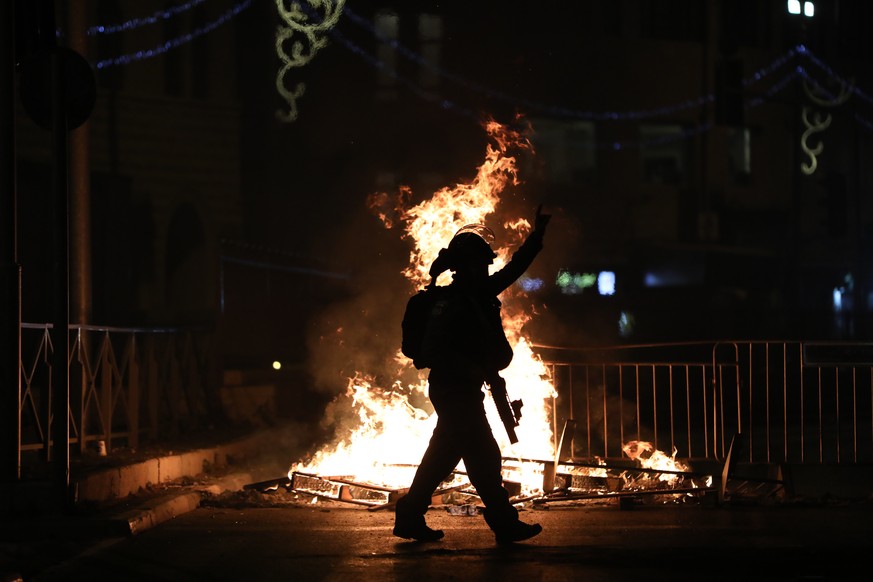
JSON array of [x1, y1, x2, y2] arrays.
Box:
[[328, 13, 836, 148], [340, 5, 716, 122], [340, 5, 806, 123], [338, 5, 873, 133], [330, 4, 712, 151], [800, 45, 873, 108], [85, 3, 873, 136], [341, 20, 868, 149], [747, 67, 802, 109], [93, 0, 252, 70], [87, 0, 208, 36], [332, 12, 852, 149], [326, 25, 480, 122], [333, 15, 873, 142]]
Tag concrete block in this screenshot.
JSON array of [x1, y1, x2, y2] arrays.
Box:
[[159, 455, 182, 483], [120, 491, 202, 536], [178, 450, 207, 476], [116, 460, 159, 497], [76, 470, 115, 502]]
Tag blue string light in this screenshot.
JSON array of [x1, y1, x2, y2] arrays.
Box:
[[88, 0, 208, 36], [742, 47, 797, 87], [340, 5, 804, 123], [339, 6, 873, 136], [801, 46, 873, 108], [340, 6, 716, 121], [326, 24, 482, 122], [86, 2, 873, 136], [747, 67, 801, 108], [335, 10, 873, 140], [93, 0, 252, 70]]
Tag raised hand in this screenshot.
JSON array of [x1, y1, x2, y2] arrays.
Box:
[[535, 204, 551, 234]]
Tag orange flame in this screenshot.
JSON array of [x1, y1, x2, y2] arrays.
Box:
[[622, 440, 689, 486], [292, 119, 556, 496]]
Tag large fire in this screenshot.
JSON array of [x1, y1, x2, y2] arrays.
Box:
[[289, 119, 557, 495]]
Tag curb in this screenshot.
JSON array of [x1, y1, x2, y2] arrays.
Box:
[[74, 430, 279, 504], [114, 490, 204, 536], [102, 470, 257, 536]]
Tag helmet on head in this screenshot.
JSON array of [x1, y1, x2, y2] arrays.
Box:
[[447, 224, 497, 264], [452, 224, 495, 245], [428, 224, 497, 283]]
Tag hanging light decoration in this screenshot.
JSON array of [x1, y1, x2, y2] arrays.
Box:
[[275, 0, 346, 122]]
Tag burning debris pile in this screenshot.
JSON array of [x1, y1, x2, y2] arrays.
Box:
[[245, 437, 714, 509], [276, 119, 714, 509]]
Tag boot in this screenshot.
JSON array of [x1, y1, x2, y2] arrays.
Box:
[[393, 517, 444, 542], [493, 520, 542, 544]]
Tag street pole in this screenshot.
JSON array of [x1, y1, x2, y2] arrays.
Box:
[[0, 0, 22, 482], [50, 46, 71, 503], [69, 1, 91, 329]]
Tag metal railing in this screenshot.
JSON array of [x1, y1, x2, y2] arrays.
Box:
[[536, 341, 873, 465], [18, 334, 873, 471], [19, 323, 215, 465]]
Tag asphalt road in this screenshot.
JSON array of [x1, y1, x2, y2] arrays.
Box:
[[26, 496, 873, 582]]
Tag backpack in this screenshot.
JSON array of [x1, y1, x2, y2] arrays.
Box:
[[401, 285, 514, 371], [401, 285, 449, 369]]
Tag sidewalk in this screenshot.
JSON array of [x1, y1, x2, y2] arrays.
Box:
[[0, 423, 303, 582]]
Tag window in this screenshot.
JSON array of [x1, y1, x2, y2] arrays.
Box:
[[529, 118, 596, 184], [375, 11, 399, 98], [418, 14, 442, 89], [728, 127, 751, 183], [639, 124, 688, 185]]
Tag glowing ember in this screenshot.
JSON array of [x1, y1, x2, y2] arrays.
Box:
[[290, 119, 557, 496]]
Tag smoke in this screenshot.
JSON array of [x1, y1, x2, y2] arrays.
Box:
[[303, 199, 417, 397]]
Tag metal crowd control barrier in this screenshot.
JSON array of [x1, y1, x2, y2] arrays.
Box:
[[534, 341, 873, 465], [18, 323, 215, 467]]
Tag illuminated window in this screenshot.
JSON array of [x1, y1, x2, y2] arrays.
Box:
[[556, 269, 592, 295], [834, 273, 854, 312], [556, 269, 612, 296], [787, 0, 815, 17], [619, 311, 635, 337], [597, 271, 616, 296]]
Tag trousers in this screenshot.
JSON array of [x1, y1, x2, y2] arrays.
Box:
[[395, 374, 519, 530]]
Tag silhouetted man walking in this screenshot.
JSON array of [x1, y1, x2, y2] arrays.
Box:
[[394, 206, 551, 544]]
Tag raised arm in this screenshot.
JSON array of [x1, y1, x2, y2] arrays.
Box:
[[489, 205, 551, 294]]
